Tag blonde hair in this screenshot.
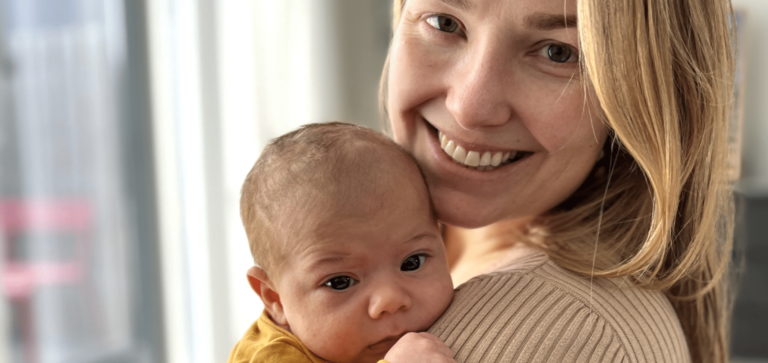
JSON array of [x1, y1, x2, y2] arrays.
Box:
[[240, 122, 427, 277], [381, 1, 736, 362]]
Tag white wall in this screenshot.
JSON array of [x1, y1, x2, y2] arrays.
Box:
[[732, 0, 768, 195]]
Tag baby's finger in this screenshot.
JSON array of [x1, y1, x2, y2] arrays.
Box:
[[415, 333, 454, 357], [435, 341, 454, 357], [414, 332, 442, 342]]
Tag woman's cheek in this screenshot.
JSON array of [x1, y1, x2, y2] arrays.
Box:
[[388, 40, 423, 148], [519, 79, 597, 152], [389, 34, 449, 107]]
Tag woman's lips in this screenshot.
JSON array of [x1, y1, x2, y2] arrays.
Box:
[[438, 130, 530, 170], [422, 119, 531, 172]]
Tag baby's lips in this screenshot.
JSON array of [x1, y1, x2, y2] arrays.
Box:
[[368, 332, 406, 353]]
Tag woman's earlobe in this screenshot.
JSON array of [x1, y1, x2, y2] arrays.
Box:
[[246, 266, 289, 327]]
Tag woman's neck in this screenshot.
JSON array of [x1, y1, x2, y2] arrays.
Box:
[[444, 217, 533, 287]]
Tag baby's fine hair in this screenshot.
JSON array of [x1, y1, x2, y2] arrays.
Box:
[[240, 122, 424, 277]]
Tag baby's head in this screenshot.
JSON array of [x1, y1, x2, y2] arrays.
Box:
[[240, 122, 453, 363]]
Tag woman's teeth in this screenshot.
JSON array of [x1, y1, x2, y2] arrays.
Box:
[[439, 131, 522, 171]]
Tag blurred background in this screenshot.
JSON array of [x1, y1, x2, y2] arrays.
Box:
[[0, 1, 764, 362]]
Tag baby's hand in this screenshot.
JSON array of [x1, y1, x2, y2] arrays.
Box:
[[383, 332, 456, 363]]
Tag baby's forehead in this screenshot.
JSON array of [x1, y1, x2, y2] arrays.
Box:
[[289, 215, 438, 265], [283, 181, 433, 242], [268, 133, 434, 257], [320, 175, 429, 220]]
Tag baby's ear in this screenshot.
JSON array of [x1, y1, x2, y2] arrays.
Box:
[[246, 266, 289, 327]]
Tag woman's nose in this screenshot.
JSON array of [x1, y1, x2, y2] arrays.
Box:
[[446, 43, 513, 130], [368, 282, 412, 319]]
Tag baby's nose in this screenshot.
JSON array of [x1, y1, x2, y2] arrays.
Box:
[[368, 282, 412, 319]]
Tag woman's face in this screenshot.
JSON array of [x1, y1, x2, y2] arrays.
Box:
[[388, 0, 607, 228]]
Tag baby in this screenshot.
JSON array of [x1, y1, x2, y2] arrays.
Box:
[[228, 122, 455, 363]]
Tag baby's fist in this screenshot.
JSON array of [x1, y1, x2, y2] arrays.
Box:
[[384, 332, 456, 363]]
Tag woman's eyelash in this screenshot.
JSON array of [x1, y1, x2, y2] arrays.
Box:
[[425, 14, 461, 33], [536, 42, 580, 64]]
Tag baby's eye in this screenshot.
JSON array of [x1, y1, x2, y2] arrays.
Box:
[[541, 43, 579, 63], [401, 254, 427, 272], [323, 276, 357, 291], [426, 14, 460, 33]]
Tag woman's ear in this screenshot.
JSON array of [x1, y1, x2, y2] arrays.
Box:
[[247, 266, 289, 327]]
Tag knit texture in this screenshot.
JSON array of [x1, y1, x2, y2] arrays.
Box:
[[429, 251, 690, 363]]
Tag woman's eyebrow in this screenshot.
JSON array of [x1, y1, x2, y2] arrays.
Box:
[[524, 12, 578, 30], [437, 0, 472, 11]]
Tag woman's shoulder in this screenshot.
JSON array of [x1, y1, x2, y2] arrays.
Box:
[[430, 251, 690, 363]]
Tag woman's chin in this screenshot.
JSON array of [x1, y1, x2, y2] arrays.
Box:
[[430, 186, 544, 230], [432, 193, 501, 229], [437, 214, 489, 229]]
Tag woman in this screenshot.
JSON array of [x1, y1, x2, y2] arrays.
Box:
[[381, 0, 735, 362]]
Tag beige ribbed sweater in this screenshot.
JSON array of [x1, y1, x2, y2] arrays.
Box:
[[428, 249, 690, 363]]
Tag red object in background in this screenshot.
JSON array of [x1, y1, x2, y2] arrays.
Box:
[[0, 199, 91, 298], [0, 199, 93, 363]]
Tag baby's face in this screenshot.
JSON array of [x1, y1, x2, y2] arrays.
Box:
[[273, 179, 454, 363]]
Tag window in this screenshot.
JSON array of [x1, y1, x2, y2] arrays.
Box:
[[0, 0, 162, 362]]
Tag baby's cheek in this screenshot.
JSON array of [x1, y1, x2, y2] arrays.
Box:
[[437, 279, 455, 317], [302, 324, 365, 363], [439, 280, 455, 313], [419, 277, 455, 329]]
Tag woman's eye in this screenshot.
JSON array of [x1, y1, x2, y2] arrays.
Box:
[[426, 15, 460, 33], [323, 276, 356, 290], [544, 43, 579, 63], [401, 254, 427, 272]]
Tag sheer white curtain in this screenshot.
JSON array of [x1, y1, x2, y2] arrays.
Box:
[[147, 1, 390, 362]]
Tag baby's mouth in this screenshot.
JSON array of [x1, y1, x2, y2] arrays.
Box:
[[435, 129, 531, 171], [369, 333, 404, 353]]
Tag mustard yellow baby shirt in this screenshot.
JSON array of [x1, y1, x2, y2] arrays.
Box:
[[227, 311, 390, 363]]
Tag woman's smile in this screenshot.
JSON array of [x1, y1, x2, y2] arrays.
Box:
[[424, 117, 535, 179], [433, 123, 532, 171]]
